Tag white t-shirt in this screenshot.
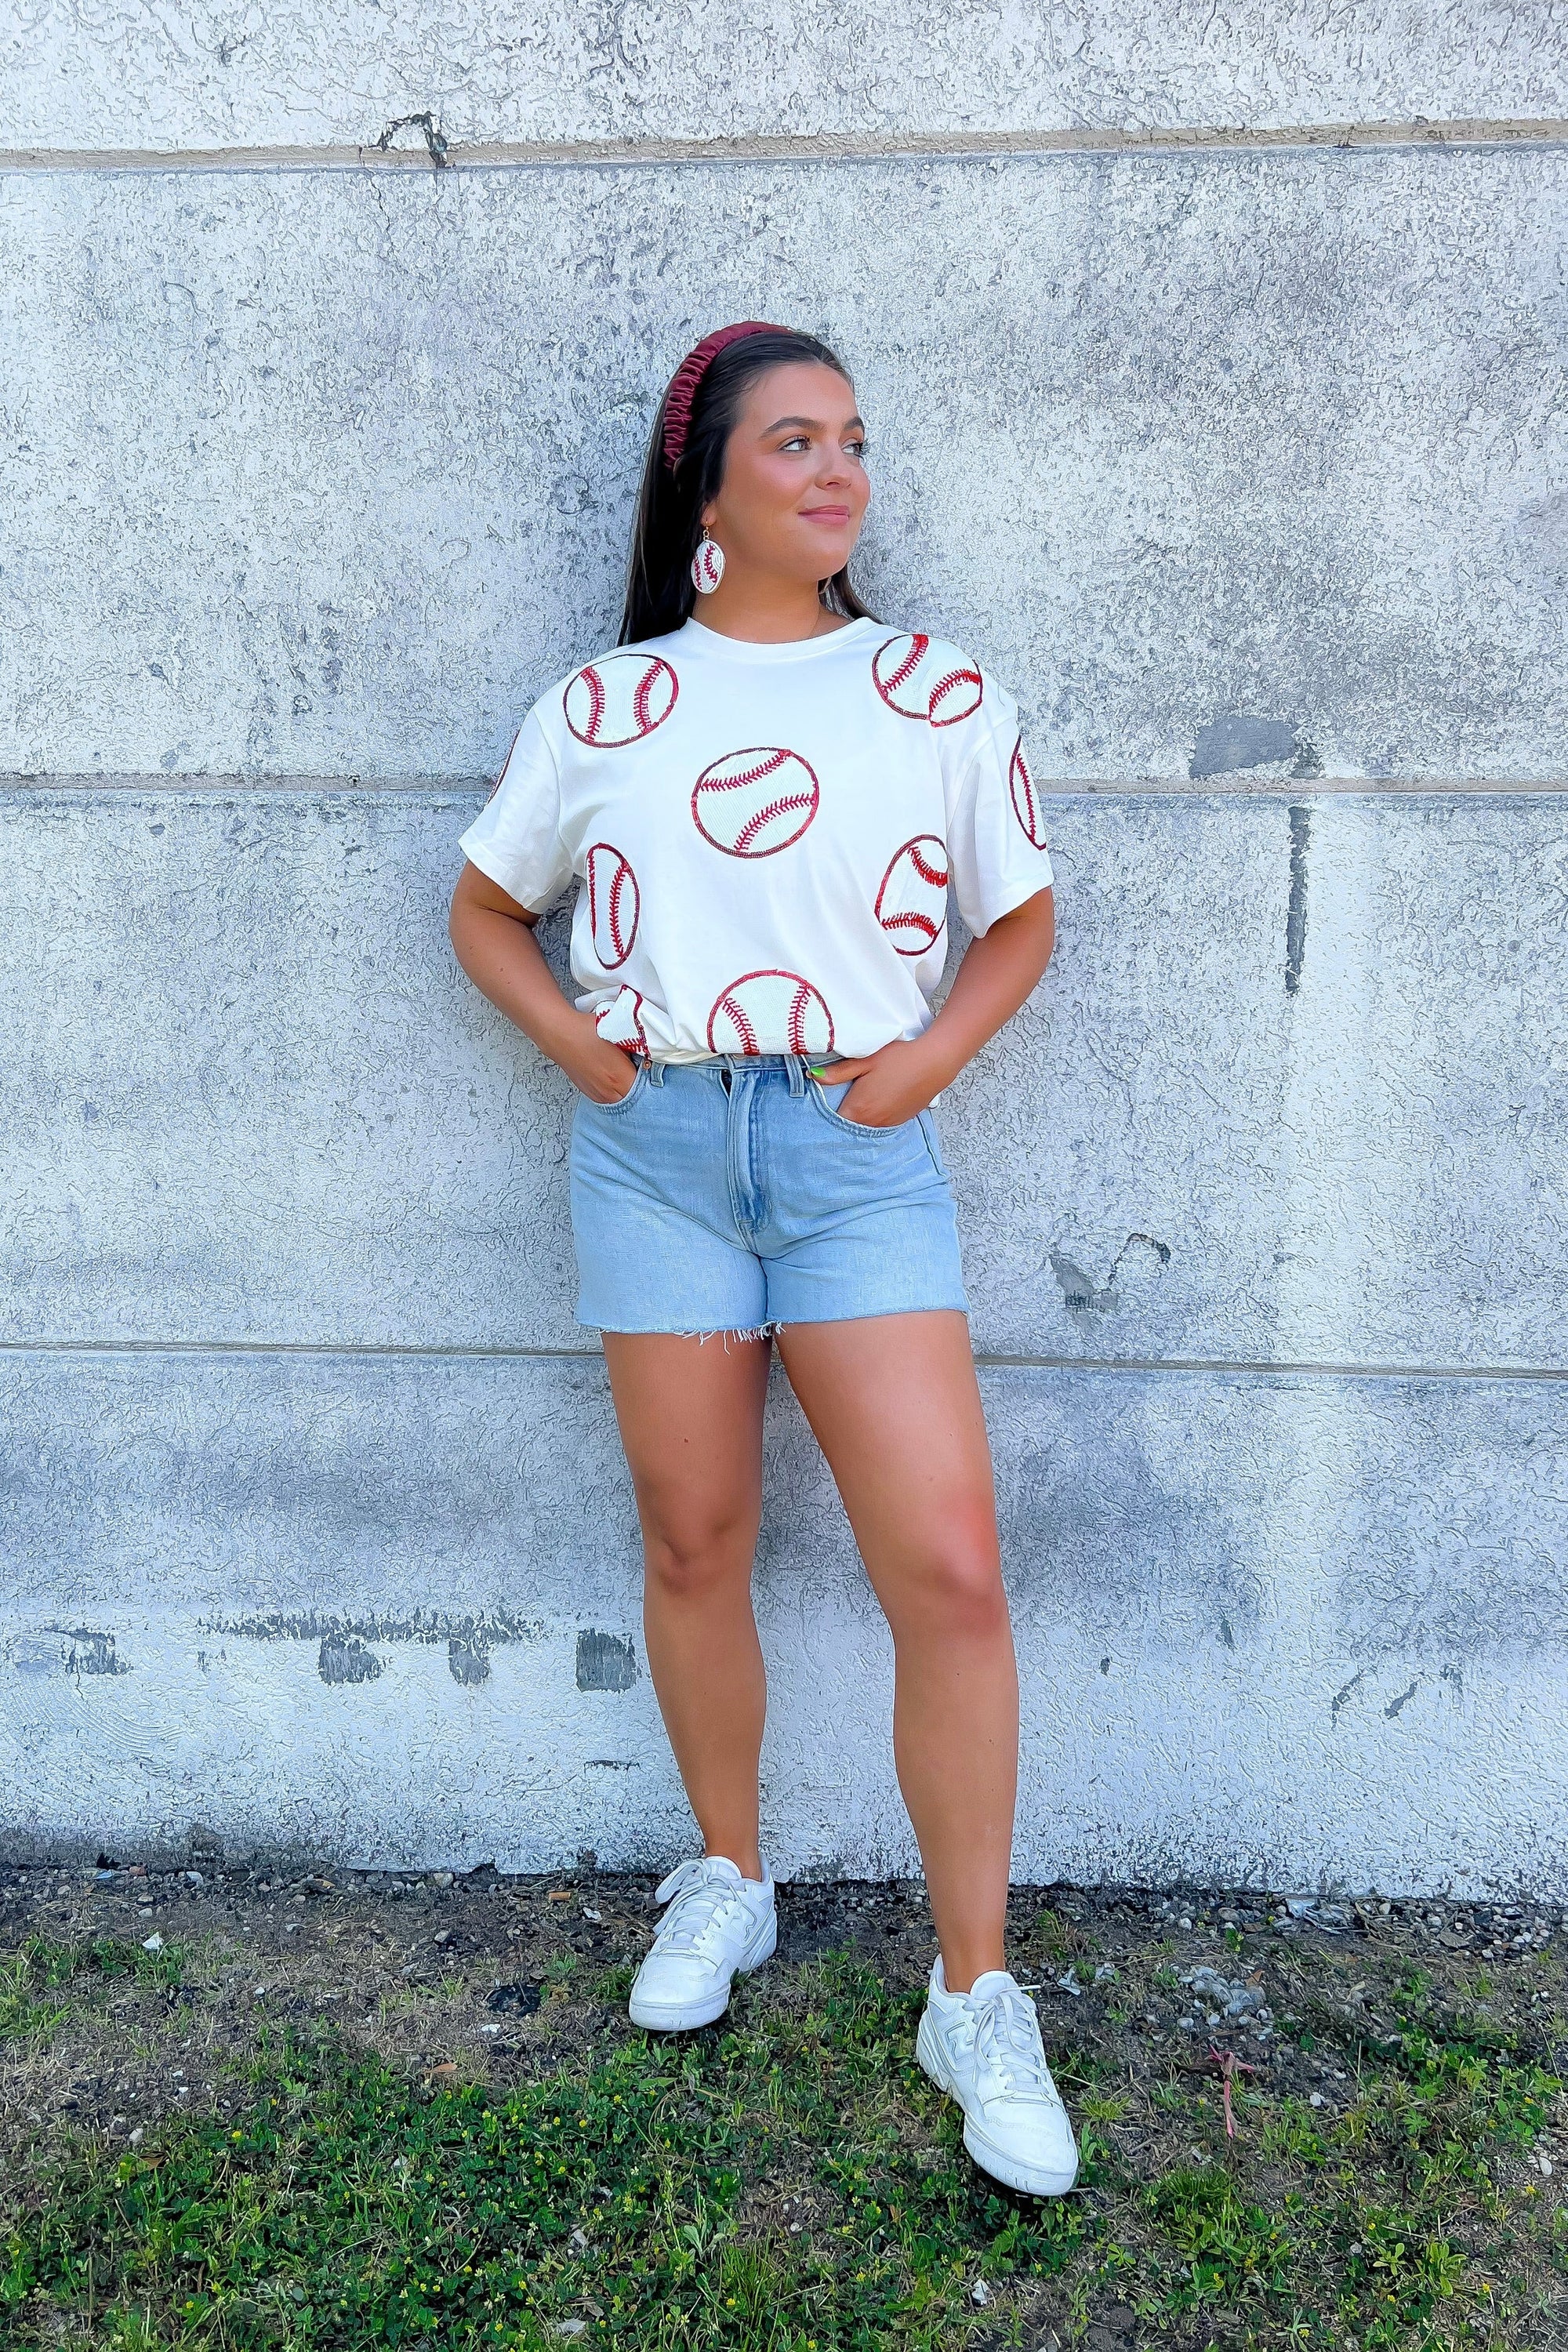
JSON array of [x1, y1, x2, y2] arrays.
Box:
[[458, 612, 1054, 1062]]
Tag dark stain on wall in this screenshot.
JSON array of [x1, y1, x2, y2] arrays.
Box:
[[318, 1634, 383, 1685], [13, 1628, 132, 1677], [375, 111, 449, 166], [1051, 1233, 1171, 1316], [575, 1631, 637, 1692], [1051, 1252, 1116, 1312], [1285, 804, 1311, 994], [201, 1609, 541, 1646], [61, 1628, 130, 1676], [1190, 715, 1299, 778], [999, 1410, 1265, 1642]]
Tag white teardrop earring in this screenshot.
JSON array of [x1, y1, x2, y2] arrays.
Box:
[[691, 529, 725, 593]]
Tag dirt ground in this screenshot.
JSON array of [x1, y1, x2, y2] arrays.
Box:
[[2, 1860, 1563, 2156]]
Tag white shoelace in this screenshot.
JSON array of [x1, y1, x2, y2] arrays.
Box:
[[958, 1983, 1060, 2103], [648, 1859, 752, 1965]]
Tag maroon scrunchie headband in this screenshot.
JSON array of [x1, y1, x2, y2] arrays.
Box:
[[660, 319, 789, 471]]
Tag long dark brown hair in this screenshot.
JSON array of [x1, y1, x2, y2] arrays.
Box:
[[619, 327, 879, 645]]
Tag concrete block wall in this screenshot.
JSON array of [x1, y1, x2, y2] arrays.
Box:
[[4, 7, 1566, 1890]]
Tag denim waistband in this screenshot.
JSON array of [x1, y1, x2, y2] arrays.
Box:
[[637, 1052, 841, 1093]]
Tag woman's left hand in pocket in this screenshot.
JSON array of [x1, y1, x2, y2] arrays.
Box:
[[812, 1037, 948, 1128]]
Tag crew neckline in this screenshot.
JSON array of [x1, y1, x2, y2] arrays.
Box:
[[676, 613, 877, 662]]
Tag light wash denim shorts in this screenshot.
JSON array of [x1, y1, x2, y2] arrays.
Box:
[[569, 1054, 969, 1335]]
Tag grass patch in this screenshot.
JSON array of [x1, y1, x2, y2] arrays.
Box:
[[4, 1955, 1096, 2350], [2, 1936, 185, 2046], [2, 1901, 1563, 2351]]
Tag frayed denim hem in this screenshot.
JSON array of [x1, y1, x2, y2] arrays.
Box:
[[590, 1322, 780, 1348]]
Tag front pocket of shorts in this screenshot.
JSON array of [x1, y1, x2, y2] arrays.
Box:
[[586, 1061, 648, 1116], [808, 1079, 911, 1140]]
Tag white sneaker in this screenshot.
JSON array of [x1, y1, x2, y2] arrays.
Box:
[[916, 1958, 1080, 2196], [627, 1855, 777, 2031]]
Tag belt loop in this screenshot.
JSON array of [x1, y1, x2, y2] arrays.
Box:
[[787, 1054, 805, 1096], [645, 1056, 665, 1087]]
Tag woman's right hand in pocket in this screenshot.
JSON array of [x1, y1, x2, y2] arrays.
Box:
[[558, 1011, 641, 1103]]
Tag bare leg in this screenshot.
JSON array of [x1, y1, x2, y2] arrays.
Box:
[[601, 1331, 771, 1880], [776, 1311, 1018, 1991]]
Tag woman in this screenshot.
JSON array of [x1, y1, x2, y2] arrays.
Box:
[[448, 322, 1074, 2198]]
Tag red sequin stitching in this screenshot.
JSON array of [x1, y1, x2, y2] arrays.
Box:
[[716, 749, 790, 792], [1009, 734, 1048, 845], [930, 664, 982, 720], [608, 864, 633, 960], [586, 842, 638, 967], [733, 793, 815, 854], [884, 633, 927, 692]]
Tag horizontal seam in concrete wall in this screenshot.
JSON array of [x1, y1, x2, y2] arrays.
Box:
[[5, 1341, 1566, 1384], [5, 118, 1568, 176], [6, 776, 489, 797], [10, 776, 1568, 800]]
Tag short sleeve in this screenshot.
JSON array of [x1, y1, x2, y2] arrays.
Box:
[[945, 698, 1054, 936], [457, 708, 572, 913]]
